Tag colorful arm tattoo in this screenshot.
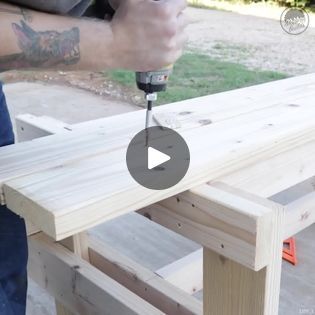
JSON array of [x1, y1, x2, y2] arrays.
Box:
[[0, 20, 81, 71]]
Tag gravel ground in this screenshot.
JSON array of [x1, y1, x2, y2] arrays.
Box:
[[186, 7, 315, 75]]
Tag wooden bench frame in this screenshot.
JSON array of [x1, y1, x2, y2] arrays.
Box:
[[16, 114, 315, 315]]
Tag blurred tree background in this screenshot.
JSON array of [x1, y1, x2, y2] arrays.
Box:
[[190, 0, 314, 8], [276, 0, 311, 7]]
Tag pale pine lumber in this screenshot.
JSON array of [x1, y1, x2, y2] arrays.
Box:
[[16, 114, 71, 142], [3, 92, 315, 240], [149, 180, 313, 300], [203, 202, 285, 315], [1, 73, 315, 196], [13, 76, 314, 315], [55, 232, 90, 314], [19, 113, 200, 315], [204, 248, 266, 315], [218, 140, 315, 198], [263, 208, 285, 315], [25, 220, 40, 236], [284, 190, 315, 239], [15, 74, 315, 140], [57, 233, 90, 314], [13, 77, 314, 315], [150, 187, 315, 295], [15, 118, 87, 315], [140, 183, 275, 270], [28, 233, 165, 315], [60, 232, 90, 261], [89, 237, 202, 315], [155, 248, 203, 295], [55, 304, 74, 315], [18, 112, 315, 250]]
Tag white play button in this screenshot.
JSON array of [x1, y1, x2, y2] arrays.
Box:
[[126, 127, 190, 190], [148, 147, 171, 170]]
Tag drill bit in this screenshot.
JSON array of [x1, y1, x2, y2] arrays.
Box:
[[145, 100, 152, 147], [145, 94, 157, 146], [145, 100, 153, 130]]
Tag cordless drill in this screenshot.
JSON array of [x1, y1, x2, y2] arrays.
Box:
[[136, 66, 173, 132]]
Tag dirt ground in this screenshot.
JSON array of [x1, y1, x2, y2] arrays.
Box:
[[186, 7, 315, 75]]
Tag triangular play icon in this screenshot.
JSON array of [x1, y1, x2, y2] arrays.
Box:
[[148, 147, 171, 170]]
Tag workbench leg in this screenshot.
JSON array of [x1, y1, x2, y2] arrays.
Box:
[[203, 207, 284, 315], [55, 232, 90, 315]]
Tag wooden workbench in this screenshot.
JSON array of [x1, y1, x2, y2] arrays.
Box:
[[1, 73, 315, 315]]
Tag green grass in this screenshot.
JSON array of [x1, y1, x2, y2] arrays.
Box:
[[107, 53, 288, 105]]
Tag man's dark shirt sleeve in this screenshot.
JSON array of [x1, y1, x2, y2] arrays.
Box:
[[2, 0, 115, 18], [84, 0, 115, 19]]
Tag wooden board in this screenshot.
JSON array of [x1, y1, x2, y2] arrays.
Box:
[[89, 237, 202, 315], [203, 202, 285, 315], [2, 73, 315, 195], [2, 74, 315, 240], [29, 233, 166, 315], [55, 232, 90, 315], [155, 248, 203, 294], [18, 112, 315, 271], [141, 183, 276, 270]]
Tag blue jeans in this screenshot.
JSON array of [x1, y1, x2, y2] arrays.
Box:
[[0, 82, 28, 315]]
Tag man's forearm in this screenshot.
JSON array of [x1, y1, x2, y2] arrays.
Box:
[[0, 2, 115, 71], [0, 0, 188, 73]]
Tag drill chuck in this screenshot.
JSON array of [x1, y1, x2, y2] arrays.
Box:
[[136, 67, 173, 94], [136, 66, 173, 139]]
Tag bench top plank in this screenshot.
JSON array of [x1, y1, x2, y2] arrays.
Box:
[[1, 74, 315, 239]]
